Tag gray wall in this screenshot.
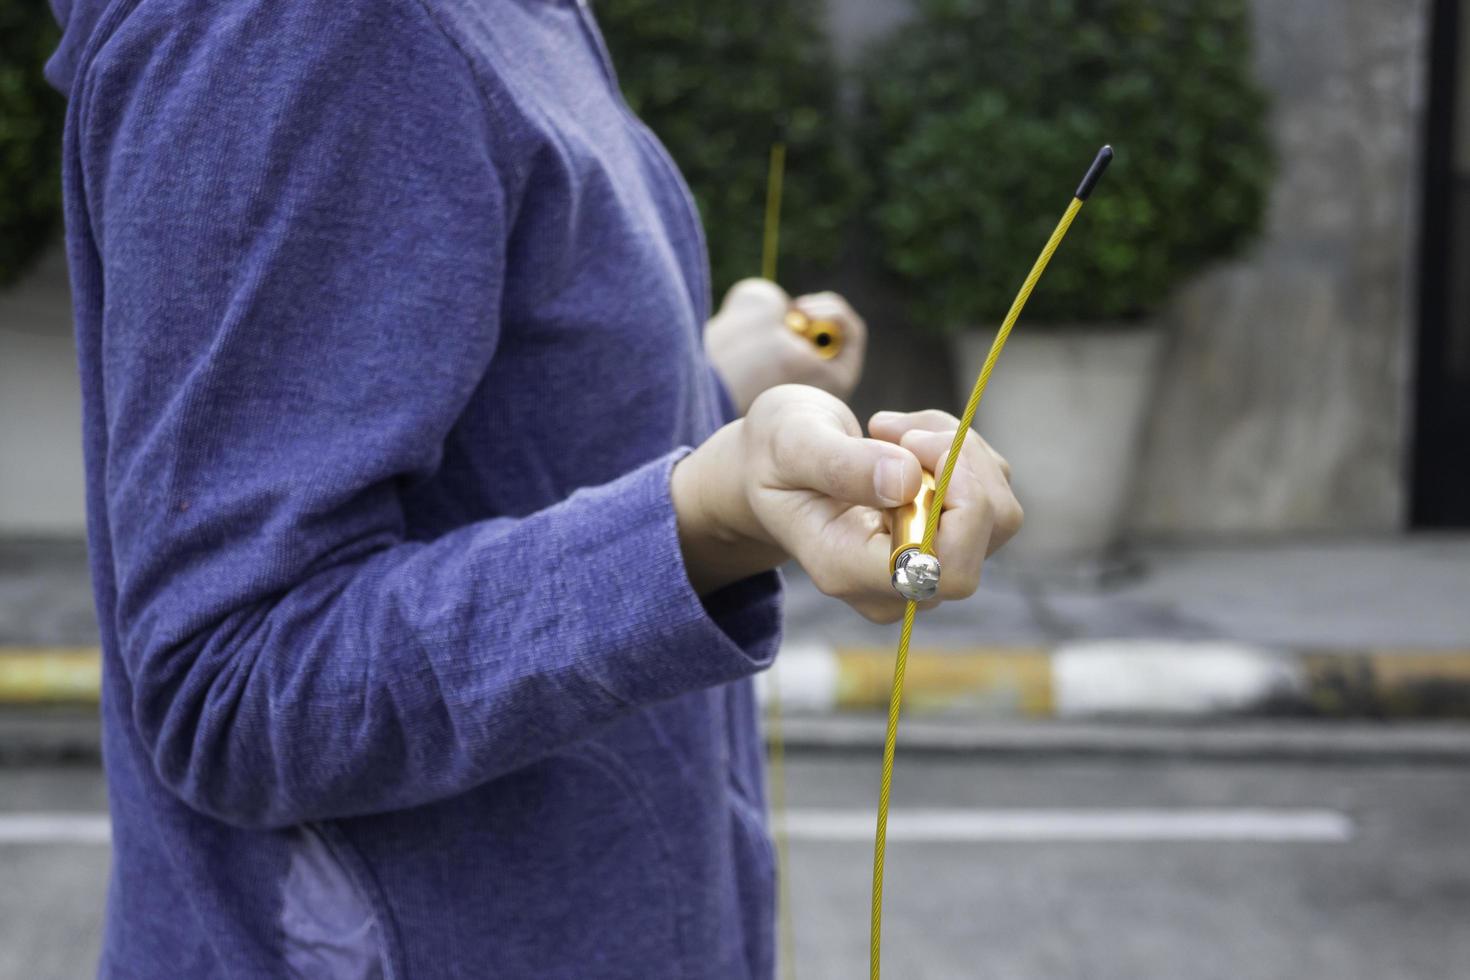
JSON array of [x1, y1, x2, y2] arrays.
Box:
[[1130, 0, 1428, 535], [0, 250, 86, 535]]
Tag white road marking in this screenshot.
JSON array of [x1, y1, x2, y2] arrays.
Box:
[[0, 807, 1356, 846], [0, 813, 110, 845], [783, 808, 1354, 843]]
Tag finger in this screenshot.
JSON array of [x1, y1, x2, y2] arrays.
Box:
[[868, 409, 961, 442], [897, 430, 1022, 593], [895, 427, 971, 478], [770, 415, 922, 509], [898, 430, 1015, 516], [872, 411, 1010, 481], [926, 463, 1021, 584], [799, 506, 916, 610], [906, 439, 986, 594], [721, 277, 790, 316]]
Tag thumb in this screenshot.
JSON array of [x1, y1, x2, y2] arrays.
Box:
[[774, 420, 923, 509]]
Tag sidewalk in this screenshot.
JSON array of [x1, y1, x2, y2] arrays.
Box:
[[4, 535, 1470, 720]]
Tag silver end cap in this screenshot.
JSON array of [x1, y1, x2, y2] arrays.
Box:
[[891, 549, 941, 601]]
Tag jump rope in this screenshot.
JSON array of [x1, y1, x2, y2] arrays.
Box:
[[760, 143, 1113, 979]]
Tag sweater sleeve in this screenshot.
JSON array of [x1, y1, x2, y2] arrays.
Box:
[[75, 0, 780, 829]]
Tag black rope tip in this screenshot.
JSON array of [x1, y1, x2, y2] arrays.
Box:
[[1075, 145, 1114, 200]]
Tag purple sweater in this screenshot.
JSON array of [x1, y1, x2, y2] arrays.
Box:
[[47, 0, 784, 975]]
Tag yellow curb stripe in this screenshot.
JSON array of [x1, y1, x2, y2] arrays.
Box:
[[1364, 651, 1470, 682], [832, 647, 1053, 716], [1302, 651, 1470, 717], [0, 648, 102, 703]]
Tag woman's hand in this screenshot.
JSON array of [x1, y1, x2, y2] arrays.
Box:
[[703, 279, 867, 415], [671, 385, 1022, 621]]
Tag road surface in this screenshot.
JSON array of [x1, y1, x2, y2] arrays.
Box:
[[2, 747, 1467, 979]]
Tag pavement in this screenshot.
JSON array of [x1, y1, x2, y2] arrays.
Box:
[[783, 536, 1470, 652], [4, 747, 1470, 979]]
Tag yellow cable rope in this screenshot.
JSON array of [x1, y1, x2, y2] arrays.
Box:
[[869, 194, 1088, 979], [761, 139, 798, 980], [762, 143, 786, 284], [765, 667, 798, 980]]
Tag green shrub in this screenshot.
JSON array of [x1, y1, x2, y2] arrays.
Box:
[[596, 0, 862, 298], [0, 3, 65, 287], [861, 0, 1272, 331]]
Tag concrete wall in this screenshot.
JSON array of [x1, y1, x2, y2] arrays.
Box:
[[0, 249, 86, 536], [1129, 0, 1428, 535]]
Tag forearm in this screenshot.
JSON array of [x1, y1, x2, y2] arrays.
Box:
[[125, 454, 781, 829]]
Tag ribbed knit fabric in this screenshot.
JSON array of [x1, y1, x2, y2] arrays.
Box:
[[47, 0, 784, 975]]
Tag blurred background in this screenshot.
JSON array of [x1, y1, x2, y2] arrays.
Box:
[[2, 0, 1468, 978]]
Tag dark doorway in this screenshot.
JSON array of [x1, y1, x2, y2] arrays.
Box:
[[1413, 0, 1470, 526]]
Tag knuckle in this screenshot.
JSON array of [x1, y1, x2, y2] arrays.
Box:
[[961, 431, 991, 460], [734, 276, 782, 299], [768, 420, 805, 476], [977, 438, 1012, 479], [973, 489, 996, 527], [1005, 499, 1025, 534], [747, 385, 787, 423]]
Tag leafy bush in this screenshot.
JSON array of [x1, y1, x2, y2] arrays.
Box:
[[861, 0, 1272, 330], [0, 3, 65, 287], [596, 0, 862, 298]]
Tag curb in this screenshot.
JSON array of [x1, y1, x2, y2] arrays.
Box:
[[760, 641, 1470, 720], [8, 643, 1470, 720], [0, 708, 101, 765], [774, 717, 1470, 763], [0, 647, 102, 704]]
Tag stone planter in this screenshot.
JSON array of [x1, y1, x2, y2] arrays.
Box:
[[952, 323, 1163, 568]]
